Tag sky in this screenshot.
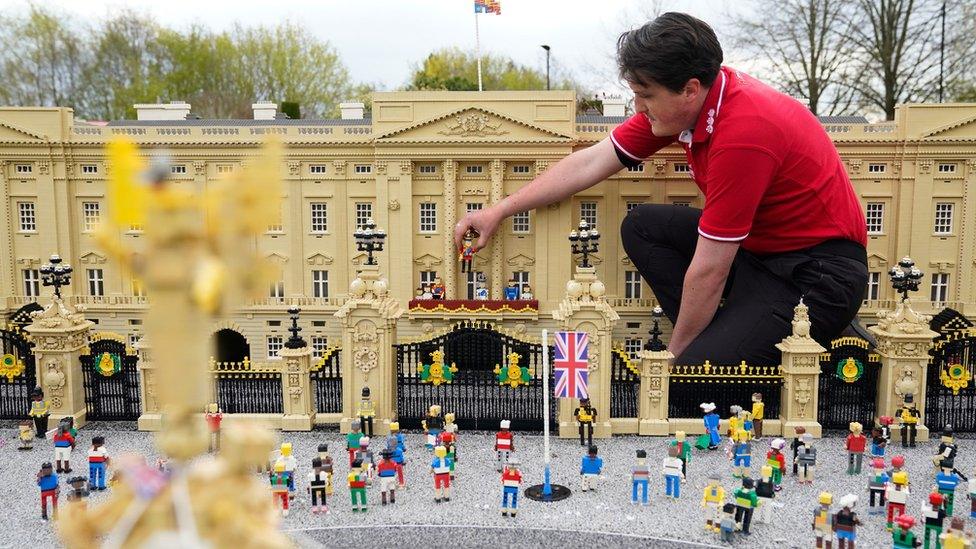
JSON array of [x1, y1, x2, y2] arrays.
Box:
[[0, 0, 746, 96]]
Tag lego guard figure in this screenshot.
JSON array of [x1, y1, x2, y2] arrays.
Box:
[[574, 398, 597, 447], [358, 386, 375, 438], [459, 229, 476, 273], [897, 393, 921, 448], [29, 386, 49, 439]]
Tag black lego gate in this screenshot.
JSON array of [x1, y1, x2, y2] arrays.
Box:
[[310, 348, 342, 414], [395, 320, 556, 431], [610, 348, 640, 418], [80, 336, 141, 420], [817, 336, 882, 430], [926, 309, 976, 432], [0, 321, 36, 419]]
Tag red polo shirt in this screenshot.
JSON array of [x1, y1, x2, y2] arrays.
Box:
[[610, 66, 867, 254]]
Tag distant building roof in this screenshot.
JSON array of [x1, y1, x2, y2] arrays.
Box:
[[106, 117, 371, 127], [817, 115, 869, 124], [575, 115, 627, 124]]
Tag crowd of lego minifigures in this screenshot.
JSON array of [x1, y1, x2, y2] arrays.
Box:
[[696, 392, 976, 548], [21, 381, 976, 547]]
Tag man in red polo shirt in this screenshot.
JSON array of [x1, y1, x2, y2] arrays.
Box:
[[454, 12, 868, 365]]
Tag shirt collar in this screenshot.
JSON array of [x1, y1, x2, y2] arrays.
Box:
[[678, 67, 730, 145]]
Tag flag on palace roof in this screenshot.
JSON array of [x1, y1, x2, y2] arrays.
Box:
[[554, 331, 589, 399], [475, 0, 501, 14]]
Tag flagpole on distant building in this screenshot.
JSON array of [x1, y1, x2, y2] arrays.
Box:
[[541, 329, 551, 497], [475, 9, 483, 91]]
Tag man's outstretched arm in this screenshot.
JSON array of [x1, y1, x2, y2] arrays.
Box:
[[667, 236, 738, 359]]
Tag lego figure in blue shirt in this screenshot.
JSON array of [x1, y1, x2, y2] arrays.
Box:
[[701, 402, 721, 450], [504, 279, 520, 300], [731, 430, 753, 478], [37, 462, 59, 520], [580, 445, 603, 492], [936, 465, 963, 516]]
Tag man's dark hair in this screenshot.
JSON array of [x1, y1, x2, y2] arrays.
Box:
[[616, 12, 723, 93]]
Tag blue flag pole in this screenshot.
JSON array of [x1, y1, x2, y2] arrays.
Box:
[[541, 329, 551, 498]]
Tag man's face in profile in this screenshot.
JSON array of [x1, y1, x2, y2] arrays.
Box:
[[627, 77, 704, 138]]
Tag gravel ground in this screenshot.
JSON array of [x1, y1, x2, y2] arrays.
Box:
[[3, 422, 973, 548]]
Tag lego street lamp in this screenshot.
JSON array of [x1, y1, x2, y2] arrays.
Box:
[[354, 218, 386, 266], [284, 306, 306, 349], [568, 219, 600, 269], [889, 256, 923, 302], [645, 306, 667, 351], [39, 254, 72, 299]]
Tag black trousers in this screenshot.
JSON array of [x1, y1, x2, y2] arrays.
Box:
[[620, 205, 867, 365], [734, 506, 754, 534], [578, 423, 593, 446]]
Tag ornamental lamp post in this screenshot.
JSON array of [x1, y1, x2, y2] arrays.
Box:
[[569, 219, 600, 269], [645, 306, 667, 351], [889, 256, 923, 302], [285, 306, 306, 349], [40, 254, 72, 299], [355, 218, 387, 266]]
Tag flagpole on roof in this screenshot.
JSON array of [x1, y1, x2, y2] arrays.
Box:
[[475, 8, 483, 91]]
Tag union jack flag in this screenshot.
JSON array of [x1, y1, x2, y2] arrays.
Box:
[[554, 331, 589, 399]]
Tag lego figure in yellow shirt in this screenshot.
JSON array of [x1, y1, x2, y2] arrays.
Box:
[[751, 393, 765, 440], [574, 398, 597, 448], [702, 472, 725, 533], [28, 387, 49, 440], [727, 405, 743, 440], [358, 386, 376, 438]]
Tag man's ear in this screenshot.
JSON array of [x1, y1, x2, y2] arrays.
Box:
[[683, 78, 702, 100]]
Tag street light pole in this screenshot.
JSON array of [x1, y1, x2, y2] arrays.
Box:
[[541, 45, 550, 91]]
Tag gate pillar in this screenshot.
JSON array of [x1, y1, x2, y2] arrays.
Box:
[[280, 310, 314, 431], [135, 340, 162, 431], [552, 266, 619, 439], [24, 296, 95, 428], [776, 300, 825, 438], [870, 297, 938, 443], [335, 263, 404, 434]]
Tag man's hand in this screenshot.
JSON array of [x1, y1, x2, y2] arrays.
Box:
[[454, 206, 504, 253], [669, 237, 738, 359]]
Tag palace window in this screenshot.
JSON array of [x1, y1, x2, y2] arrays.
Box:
[[354, 164, 372, 174], [865, 202, 884, 234], [81, 164, 98, 174], [512, 164, 531, 174], [465, 165, 484, 174], [419, 202, 438, 233], [418, 164, 437, 174], [312, 270, 329, 298], [627, 163, 645, 172], [310, 202, 328, 233], [931, 273, 949, 303], [311, 336, 329, 358], [512, 211, 530, 233], [355, 202, 372, 229], [15, 163, 32, 174], [934, 202, 954, 234], [512, 271, 529, 295], [269, 280, 285, 299], [624, 337, 643, 359], [867, 163, 886, 173], [309, 165, 327, 174], [625, 270, 642, 299], [267, 336, 284, 359], [83, 202, 101, 232], [937, 163, 956, 174], [23, 269, 40, 297], [867, 272, 880, 300], [579, 202, 597, 230], [87, 268, 104, 296], [674, 163, 690, 173], [170, 165, 187, 175], [18, 201, 36, 232]]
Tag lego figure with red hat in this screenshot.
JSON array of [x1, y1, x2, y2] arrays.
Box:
[[495, 419, 514, 472], [893, 514, 923, 548], [922, 491, 948, 549], [868, 457, 891, 515], [872, 416, 894, 458], [500, 455, 523, 517]]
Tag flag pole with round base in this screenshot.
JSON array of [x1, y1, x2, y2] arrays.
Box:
[[525, 329, 571, 502]]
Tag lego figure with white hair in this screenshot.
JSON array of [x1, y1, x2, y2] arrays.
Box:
[[797, 433, 817, 484], [701, 402, 721, 450], [834, 494, 862, 549]]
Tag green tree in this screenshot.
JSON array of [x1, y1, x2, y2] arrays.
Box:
[[407, 47, 578, 92]]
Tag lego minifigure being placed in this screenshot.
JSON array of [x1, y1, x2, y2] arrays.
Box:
[[766, 438, 787, 491], [922, 492, 947, 549], [734, 477, 758, 536], [887, 471, 911, 530], [307, 457, 330, 514], [430, 445, 453, 503], [791, 425, 807, 476], [430, 277, 446, 300], [834, 494, 862, 549], [933, 425, 958, 472], [731, 429, 752, 479], [317, 443, 334, 495], [28, 386, 49, 439], [751, 393, 765, 440], [18, 419, 34, 450], [495, 419, 514, 472], [275, 442, 298, 498], [701, 402, 721, 450], [671, 431, 692, 481], [87, 435, 109, 491], [459, 229, 476, 273], [574, 398, 597, 448], [797, 432, 817, 484], [631, 449, 650, 505], [503, 278, 519, 300], [501, 455, 523, 517], [720, 502, 737, 543], [812, 491, 834, 549], [37, 461, 59, 520], [898, 393, 922, 448], [663, 444, 684, 500], [422, 404, 445, 450], [358, 386, 375, 438], [580, 445, 603, 492], [941, 517, 974, 549], [205, 402, 222, 453], [892, 514, 923, 548], [346, 419, 363, 466], [348, 459, 368, 513], [354, 437, 375, 485], [868, 457, 891, 515], [846, 422, 867, 475], [936, 464, 963, 517], [376, 448, 401, 505], [755, 465, 777, 524], [270, 461, 290, 517], [702, 473, 725, 532], [53, 420, 76, 473], [65, 475, 89, 505]]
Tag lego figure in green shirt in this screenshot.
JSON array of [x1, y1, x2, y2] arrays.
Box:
[[670, 430, 692, 479], [893, 513, 922, 548], [346, 419, 363, 467], [734, 477, 759, 535]]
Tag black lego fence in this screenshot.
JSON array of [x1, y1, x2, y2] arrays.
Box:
[[610, 348, 640, 418], [817, 336, 881, 430], [927, 320, 976, 432], [80, 336, 141, 421], [668, 361, 782, 419], [310, 348, 342, 414], [214, 367, 283, 414], [0, 323, 36, 419]]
